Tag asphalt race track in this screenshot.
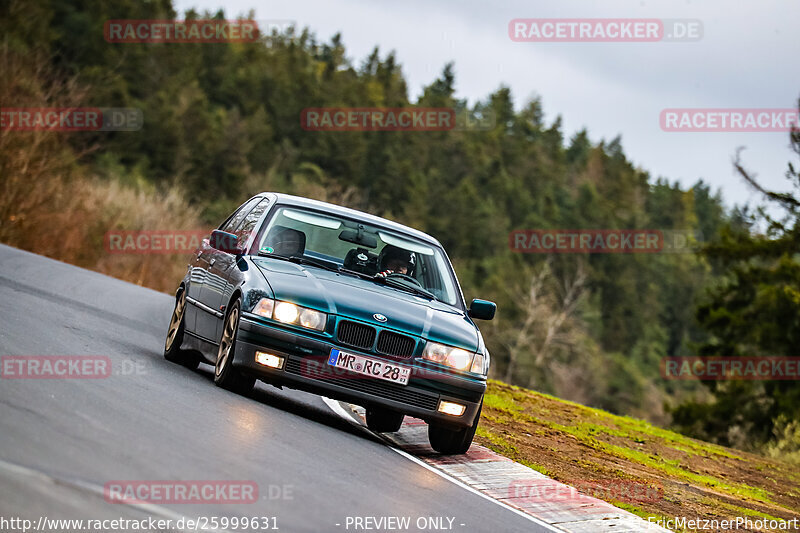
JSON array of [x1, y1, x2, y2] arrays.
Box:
[[0, 244, 552, 533]]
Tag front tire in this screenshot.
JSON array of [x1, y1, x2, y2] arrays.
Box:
[[365, 406, 404, 432], [164, 288, 199, 369], [428, 403, 482, 455], [214, 300, 255, 395]]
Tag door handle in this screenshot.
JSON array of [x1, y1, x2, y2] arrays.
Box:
[[209, 258, 216, 266]]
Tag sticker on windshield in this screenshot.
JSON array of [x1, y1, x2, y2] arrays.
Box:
[[260, 246, 274, 254]]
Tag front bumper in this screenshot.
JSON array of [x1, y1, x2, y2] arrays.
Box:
[[233, 316, 485, 428]]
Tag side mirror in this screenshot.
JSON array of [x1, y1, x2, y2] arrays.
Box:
[[468, 299, 496, 320], [210, 230, 241, 254]]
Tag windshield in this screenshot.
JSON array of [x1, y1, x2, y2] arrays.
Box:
[[253, 206, 461, 307]]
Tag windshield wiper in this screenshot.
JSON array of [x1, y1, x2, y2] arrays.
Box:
[[338, 267, 376, 281], [381, 277, 436, 300], [257, 252, 340, 273], [337, 267, 436, 299]]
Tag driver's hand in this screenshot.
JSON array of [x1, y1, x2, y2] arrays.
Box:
[[375, 270, 394, 278]]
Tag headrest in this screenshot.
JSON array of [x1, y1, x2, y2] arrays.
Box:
[[264, 225, 306, 256]]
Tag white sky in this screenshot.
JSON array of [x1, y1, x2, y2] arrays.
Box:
[[175, 0, 800, 212]]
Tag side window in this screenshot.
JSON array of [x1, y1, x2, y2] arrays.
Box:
[[234, 198, 272, 244], [220, 197, 262, 234]]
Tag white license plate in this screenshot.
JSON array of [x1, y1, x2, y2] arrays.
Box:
[[327, 349, 410, 385]]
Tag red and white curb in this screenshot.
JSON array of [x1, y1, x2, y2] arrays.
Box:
[[324, 399, 671, 533]]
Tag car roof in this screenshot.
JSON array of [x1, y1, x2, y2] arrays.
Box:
[[260, 192, 443, 247]]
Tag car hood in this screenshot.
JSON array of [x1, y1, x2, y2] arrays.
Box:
[[252, 257, 478, 352]]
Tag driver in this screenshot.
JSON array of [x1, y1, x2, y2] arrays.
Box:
[[376, 245, 414, 278]]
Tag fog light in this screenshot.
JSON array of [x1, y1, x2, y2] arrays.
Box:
[[255, 351, 284, 369], [438, 400, 466, 417]]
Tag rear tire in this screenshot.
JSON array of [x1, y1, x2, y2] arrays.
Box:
[[428, 403, 482, 455], [214, 300, 255, 395], [365, 406, 404, 432], [164, 288, 199, 370]]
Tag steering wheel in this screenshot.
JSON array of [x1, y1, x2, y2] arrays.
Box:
[[385, 272, 423, 287]]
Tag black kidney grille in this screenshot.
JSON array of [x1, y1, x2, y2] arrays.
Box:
[[376, 331, 416, 358], [337, 320, 376, 350]]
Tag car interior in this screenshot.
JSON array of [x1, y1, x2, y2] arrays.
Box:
[[342, 247, 379, 275], [262, 225, 307, 256]]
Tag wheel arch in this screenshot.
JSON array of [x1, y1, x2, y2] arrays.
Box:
[[226, 287, 243, 316]]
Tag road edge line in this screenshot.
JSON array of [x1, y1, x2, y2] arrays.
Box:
[[321, 397, 567, 533]]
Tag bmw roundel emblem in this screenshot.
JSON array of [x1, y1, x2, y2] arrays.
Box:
[[373, 313, 387, 322]]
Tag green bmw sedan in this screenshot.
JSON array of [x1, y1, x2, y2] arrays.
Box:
[[164, 193, 496, 454]]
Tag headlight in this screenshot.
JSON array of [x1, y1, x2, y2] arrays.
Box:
[[274, 301, 299, 323], [422, 341, 475, 372], [252, 298, 327, 332], [298, 307, 326, 330]]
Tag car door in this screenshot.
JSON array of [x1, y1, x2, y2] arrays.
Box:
[[194, 197, 262, 341], [205, 197, 273, 341], [183, 237, 213, 335]]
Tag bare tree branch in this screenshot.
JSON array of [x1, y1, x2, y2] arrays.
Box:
[[734, 147, 800, 210]]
